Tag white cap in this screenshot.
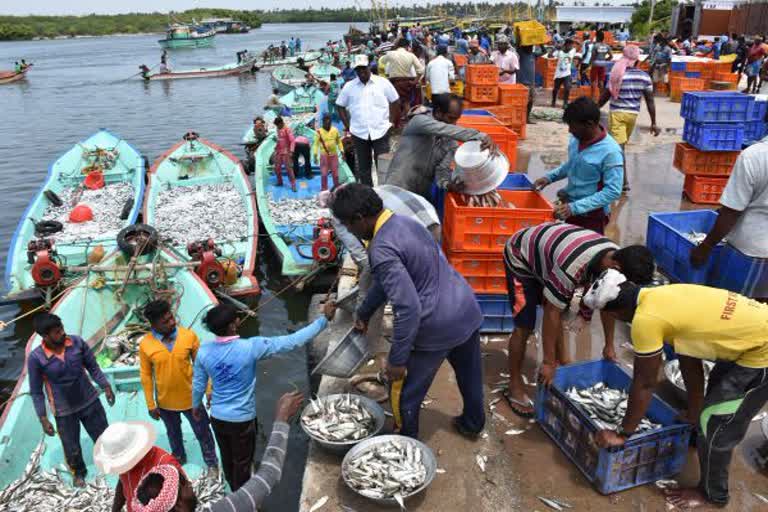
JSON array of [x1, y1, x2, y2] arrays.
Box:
[[93, 421, 157, 475], [352, 55, 369, 68]]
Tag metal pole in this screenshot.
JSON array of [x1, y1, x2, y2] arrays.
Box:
[[648, 0, 655, 29]]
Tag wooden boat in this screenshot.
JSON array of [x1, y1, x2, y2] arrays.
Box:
[[0, 65, 31, 84], [158, 24, 216, 49], [270, 65, 308, 94], [277, 85, 326, 114], [253, 124, 355, 276], [0, 247, 219, 489], [142, 57, 256, 80], [4, 130, 146, 301], [309, 63, 341, 83], [257, 51, 321, 70], [143, 133, 259, 297]]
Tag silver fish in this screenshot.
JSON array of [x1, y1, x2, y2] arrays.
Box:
[[538, 496, 565, 511], [344, 440, 428, 500], [666, 360, 714, 391], [267, 196, 330, 226], [565, 383, 661, 433], [301, 394, 375, 442], [686, 231, 726, 245]]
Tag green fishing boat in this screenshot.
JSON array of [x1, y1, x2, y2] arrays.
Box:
[[143, 133, 260, 297], [278, 85, 326, 115], [270, 65, 307, 95], [257, 50, 321, 70], [309, 63, 341, 83], [253, 124, 355, 277], [158, 24, 216, 49], [4, 130, 146, 301], [0, 247, 219, 492]]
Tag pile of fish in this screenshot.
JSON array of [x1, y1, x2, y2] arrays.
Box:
[[344, 440, 428, 502], [154, 183, 248, 244], [0, 441, 226, 511], [301, 394, 376, 442], [41, 183, 135, 243], [566, 383, 661, 433], [460, 190, 514, 208], [268, 196, 329, 226], [666, 359, 715, 391], [686, 231, 726, 245]]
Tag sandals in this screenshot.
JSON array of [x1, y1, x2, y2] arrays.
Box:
[[503, 390, 535, 419]]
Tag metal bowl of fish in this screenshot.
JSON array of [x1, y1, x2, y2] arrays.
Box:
[[664, 359, 715, 401], [341, 434, 437, 507], [300, 393, 386, 453]]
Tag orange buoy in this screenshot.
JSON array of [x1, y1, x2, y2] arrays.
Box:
[[69, 203, 93, 223], [84, 171, 105, 190]]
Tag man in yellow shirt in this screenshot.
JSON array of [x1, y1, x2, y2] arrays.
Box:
[[312, 113, 344, 191], [139, 300, 218, 474], [583, 271, 768, 510]]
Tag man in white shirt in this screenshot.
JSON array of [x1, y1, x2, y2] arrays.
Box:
[[691, 136, 768, 300], [379, 38, 425, 128], [336, 54, 400, 186], [425, 45, 455, 105], [551, 39, 576, 109], [490, 34, 519, 84]]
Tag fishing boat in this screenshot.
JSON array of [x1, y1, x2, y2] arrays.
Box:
[[309, 63, 342, 83], [271, 65, 309, 94], [141, 57, 257, 80], [158, 23, 216, 49], [257, 51, 322, 71], [143, 132, 260, 297], [0, 65, 31, 85], [4, 130, 146, 301], [253, 124, 355, 277], [0, 247, 221, 492], [277, 85, 326, 114]]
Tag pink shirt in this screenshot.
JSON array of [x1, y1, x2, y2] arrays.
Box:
[[491, 50, 520, 84], [276, 127, 295, 155]]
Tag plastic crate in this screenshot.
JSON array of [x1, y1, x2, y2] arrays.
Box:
[[683, 175, 728, 204], [712, 72, 739, 84], [535, 360, 692, 495], [498, 83, 529, 107], [709, 245, 760, 295], [750, 100, 768, 122], [670, 61, 687, 72], [683, 120, 744, 151], [510, 121, 527, 140], [485, 105, 526, 128], [443, 190, 553, 252], [672, 142, 738, 176], [744, 121, 768, 143], [453, 54, 468, 68], [670, 77, 705, 95], [680, 92, 754, 123], [646, 210, 723, 284], [711, 61, 733, 74], [686, 61, 705, 73], [465, 84, 499, 103], [514, 20, 547, 46], [431, 173, 533, 220], [465, 64, 499, 86], [655, 82, 669, 96], [445, 251, 506, 294], [476, 294, 515, 333], [457, 118, 518, 168], [462, 109, 493, 116], [684, 71, 701, 78]]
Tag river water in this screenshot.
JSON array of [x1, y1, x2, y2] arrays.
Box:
[[0, 22, 357, 510]]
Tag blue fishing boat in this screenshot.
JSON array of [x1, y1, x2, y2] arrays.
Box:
[[253, 124, 355, 276], [158, 24, 216, 49], [4, 130, 146, 301]]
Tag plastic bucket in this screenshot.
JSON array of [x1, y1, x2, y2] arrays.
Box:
[[84, 171, 105, 190], [69, 203, 93, 223]]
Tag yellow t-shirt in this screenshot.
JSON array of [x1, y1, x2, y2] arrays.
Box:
[[632, 284, 768, 368], [313, 127, 344, 156], [139, 326, 200, 410]]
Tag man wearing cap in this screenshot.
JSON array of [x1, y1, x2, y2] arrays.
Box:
[[425, 45, 455, 106], [28, 313, 115, 487], [93, 421, 184, 512], [490, 35, 519, 84], [586, 273, 768, 510], [336, 54, 400, 186], [138, 300, 218, 474], [468, 39, 490, 64], [378, 38, 425, 128], [330, 183, 485, 439]]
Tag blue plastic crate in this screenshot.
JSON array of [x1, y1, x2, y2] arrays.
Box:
[[683, 120, 744, 151], [751, 100, 768, 122], [431, 174, 533, 220], [684, 71, 701, 78], [680, 92, 754, 123], [462, 109, 493, 116], [646, 210, 723, 284], [535, 73, 543, 87], [709, 244, 761, 295], [671, 61, 687, 72], [744, 121, 768, 143], [476, 293, 515, 333], [535, 360, 692, 494]]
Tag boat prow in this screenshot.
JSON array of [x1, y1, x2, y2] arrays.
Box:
[[0, 65, 32, 85]]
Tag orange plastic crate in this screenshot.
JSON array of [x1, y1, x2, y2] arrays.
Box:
[[711, 61, 732, 74], [683, 175, 728, 205], [655, 82, 669, 96], [457, 119, 518, 169], [442, 190, 554, 252], [457, 115, 504, 126], [509, 122, 527, 140], [673, 143, 738, 176], [670, 70, 685, 78], [445, 250, 506, 277], [713, 72, 738, 84], [670, 77, 706, 93], [465, 84, 499, 103], [485, 105, 526, 128], [463, 99, 498, 109], [453, 54, 468, 68], [686, 61, 705, 73], [536, 58, 557, 73], [466, 64, 499, 85], [559, 85, 591, 100], [498, 83, 529, 107]]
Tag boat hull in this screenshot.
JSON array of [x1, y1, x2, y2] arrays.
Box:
[[158, 34, 215, 49], [0, 248, 219, 488], [3, 130, 146, 300], [0, 69, 29, 84], [253, 124, 355, 276], [144, 137, 260, 296], [256, 51, 321, 70], [146, 59, 255, 80]]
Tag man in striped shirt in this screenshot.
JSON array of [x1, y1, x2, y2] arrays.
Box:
[[502, 222, 654, 417]]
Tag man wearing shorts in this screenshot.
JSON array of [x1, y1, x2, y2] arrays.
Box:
[[599, 45, 660, 193], [589, 31, 612, 97], [501, 222, 654, 417]]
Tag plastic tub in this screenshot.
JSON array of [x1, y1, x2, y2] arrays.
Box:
[[683, 120, 744, 151], [672, 142, 739, 176], [476, 293, 515, 333], [680, 91, 754, 123], [683, 175, 728, 204], [709, 244, 763, 295]]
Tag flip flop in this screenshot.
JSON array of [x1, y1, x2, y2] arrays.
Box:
[[503, 390, 535, 419]]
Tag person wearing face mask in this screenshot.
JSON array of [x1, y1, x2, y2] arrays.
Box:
[[27, 312, 116, 487]]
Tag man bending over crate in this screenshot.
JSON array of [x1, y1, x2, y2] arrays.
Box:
[[586, 270, 768, 509], [502, 222, 654, 417]]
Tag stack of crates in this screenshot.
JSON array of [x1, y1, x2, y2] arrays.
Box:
[[487, 83, 529, 139], [745, 98, 768, 144], [535, 57, 556, 89], [464, 64, 499, 107], [679, 91, 754, 204], [669, 77, 705, 102]]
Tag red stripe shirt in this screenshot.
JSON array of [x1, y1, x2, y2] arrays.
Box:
[[120, 447, 185, 512]]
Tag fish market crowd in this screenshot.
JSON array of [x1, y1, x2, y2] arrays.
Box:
[[7, 19, 768, 512]]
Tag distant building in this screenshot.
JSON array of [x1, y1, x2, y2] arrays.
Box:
[[555, 6, 634, 27], [670, 0, 741, 39]]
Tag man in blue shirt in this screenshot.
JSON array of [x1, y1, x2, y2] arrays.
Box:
[[192, 302, 335, 491], [533, 97, 623, 234], [341, 60, 356, 82], [455, 32, 469, 55], [28, 313, 115, 487], [330, 184, 485, 439]]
